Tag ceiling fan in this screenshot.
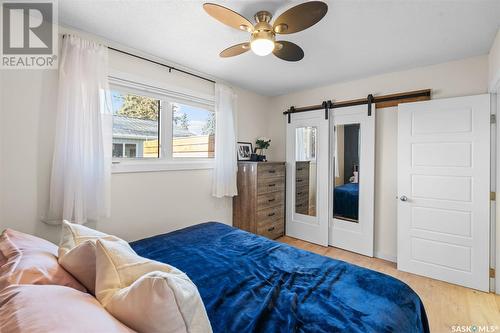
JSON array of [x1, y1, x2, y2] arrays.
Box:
[[203, 1, 328, 62]]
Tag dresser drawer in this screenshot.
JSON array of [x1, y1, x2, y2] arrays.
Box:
[[295, 193, 309, 206], [295, 164, 309, 179], [295, 174, 309, 186], [257, 218, 284, 239], [257, 205, 284, 226], [258, 163, 285, 179], [295, 185, 309, 200], [257, 191, 284, 210], [295, 200, 309, 214], [257, 177, 285, 195]]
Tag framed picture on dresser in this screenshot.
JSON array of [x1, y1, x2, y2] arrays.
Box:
[[237, 142, 253, 161]]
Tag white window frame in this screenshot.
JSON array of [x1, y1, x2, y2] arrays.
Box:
[[109, 75, 216, 173]]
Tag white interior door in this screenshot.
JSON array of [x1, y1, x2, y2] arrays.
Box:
[[397, 94, 491, 292], [286, 110, 329, 246], [329, 105, 375, 256]]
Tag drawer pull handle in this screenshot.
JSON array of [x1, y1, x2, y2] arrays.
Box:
[[297, 179, 303, 182], [296, 204, 303, 207], [268, 212, 276, 217], [297, 192, 303, 195], [268, 198, 276, 202], [268, 170, 276, 174], [297, 168, 303, 171], [268, 227, 275, 232], [268, 184, 276, 187]]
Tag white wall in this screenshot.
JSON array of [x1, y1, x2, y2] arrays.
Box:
[[267, 55, 489, 261], [489, 29, 500, 92], [0, 28, 271, 243]]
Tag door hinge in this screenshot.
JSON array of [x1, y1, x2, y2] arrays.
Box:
[[491, 114, 496, 124], [491, 192, 496, 201], [490, 268, 496, 278]]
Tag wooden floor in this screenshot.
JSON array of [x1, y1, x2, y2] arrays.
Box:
[[277, 236, 500, 333]]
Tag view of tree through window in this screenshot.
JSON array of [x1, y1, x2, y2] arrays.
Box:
[[172, 103, 215, 158], [111, 90, 160, 159]]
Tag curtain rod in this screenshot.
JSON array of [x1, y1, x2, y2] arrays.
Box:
[[283, 89, 431, 123], [107, 47, 216, 84], [62, 34, 216, 84]]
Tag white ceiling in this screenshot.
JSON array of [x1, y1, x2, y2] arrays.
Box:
[[59, 0, 500, 96]]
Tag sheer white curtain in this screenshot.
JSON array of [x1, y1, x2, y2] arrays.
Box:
[[212, 83, 238, 198], [47, 35, 111, 225]]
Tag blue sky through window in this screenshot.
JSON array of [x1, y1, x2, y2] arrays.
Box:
[[111, 90, 123, 113], [174, 103, 212, 136]]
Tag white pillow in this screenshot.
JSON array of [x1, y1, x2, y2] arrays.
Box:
[[58, 220, 132, 294], [95, 238, 212, 333]]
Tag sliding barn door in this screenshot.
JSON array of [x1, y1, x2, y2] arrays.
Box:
[[397, 94, 491, 291], [329, 105, 375, 256], [286, 110, 329, 246]]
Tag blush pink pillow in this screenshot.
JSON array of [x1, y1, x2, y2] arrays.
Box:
[[0, 284, 135, 333], [0, 229, 86, 292], [0, 252, 6, 267]]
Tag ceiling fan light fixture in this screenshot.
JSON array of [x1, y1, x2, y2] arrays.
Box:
[[250, 38, 275, 56], [250, 30, 275, 56]]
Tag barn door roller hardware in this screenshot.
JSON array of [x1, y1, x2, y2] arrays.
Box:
[[367, 94, 374, 116]]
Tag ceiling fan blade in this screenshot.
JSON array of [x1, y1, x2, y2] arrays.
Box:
[[220, 43, 250, 58], [273, 41, 304, 62], [203, 3, 254, 32], [273, 1, 328, 34]]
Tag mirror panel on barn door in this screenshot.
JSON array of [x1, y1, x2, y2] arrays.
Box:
[[286, 110, 329, 246], [329, 105, 375, 257], [333, 123, 360, 222], [295, 127, 317, 217]]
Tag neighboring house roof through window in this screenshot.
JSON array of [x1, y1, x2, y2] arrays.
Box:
[[113, 116, 194, 140]]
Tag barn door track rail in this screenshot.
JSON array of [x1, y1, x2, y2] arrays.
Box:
[[284, 89, 431, 123]]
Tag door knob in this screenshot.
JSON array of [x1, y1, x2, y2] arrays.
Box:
[[400, 195, 408, 202]]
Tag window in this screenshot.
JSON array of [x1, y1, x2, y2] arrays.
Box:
[[172, 102, 215, 158], [112, 143, 138, 158], [110, 80, 215, 171], [111, 90, 160, 159]]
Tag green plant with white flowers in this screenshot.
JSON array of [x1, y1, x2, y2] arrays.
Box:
[[255, 137, 271, 151]]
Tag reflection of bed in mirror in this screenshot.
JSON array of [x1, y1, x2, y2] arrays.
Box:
[[333, 123, 360, 222], [333, 183, 359, 220]]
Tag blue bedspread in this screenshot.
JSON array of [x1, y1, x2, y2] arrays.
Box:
[[334, 183, 359, 220], [131, 222, 429, 333]]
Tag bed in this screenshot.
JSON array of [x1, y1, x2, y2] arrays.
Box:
[[334, 182, 359, 220], [131, 222, 429, 333]]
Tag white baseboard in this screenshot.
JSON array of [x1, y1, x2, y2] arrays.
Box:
[[374, 251, 397, 263]]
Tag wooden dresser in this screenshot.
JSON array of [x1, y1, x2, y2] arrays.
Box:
[[233, 162, 285, 239]]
